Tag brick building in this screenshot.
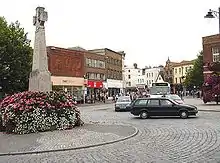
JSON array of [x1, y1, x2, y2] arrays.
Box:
[[84, 50, 107, 99], [202, 34, 220, 81], [47, 46, 108, 102], [47, 46, 85, 96], [89, 48, 124, 97]]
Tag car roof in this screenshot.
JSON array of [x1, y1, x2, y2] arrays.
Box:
[[137, 97, 171, 100]]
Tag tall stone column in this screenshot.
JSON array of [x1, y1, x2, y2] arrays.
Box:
[[29, 7, 52, 92]]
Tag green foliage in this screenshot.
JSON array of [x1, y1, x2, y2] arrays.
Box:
[[184, 51, 203, 87], [0, 17, 33, 95]]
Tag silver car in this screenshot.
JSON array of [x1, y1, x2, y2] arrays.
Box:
[[115, 96, 132, 112]]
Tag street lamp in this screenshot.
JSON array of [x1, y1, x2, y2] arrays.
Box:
[[204, 7, 220, 33]]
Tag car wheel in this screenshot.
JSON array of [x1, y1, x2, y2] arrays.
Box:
[[140, 111, 149, 119], [179, 110, 188, 119]]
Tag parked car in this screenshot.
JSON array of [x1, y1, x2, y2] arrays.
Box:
[[129, 97, 198, 119], [164, 94, 184, 104], [115, 96, 132, 111], [149, 94, 184, 104]]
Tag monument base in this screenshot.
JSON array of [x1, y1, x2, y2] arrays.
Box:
[[29, 69, 52, 92]]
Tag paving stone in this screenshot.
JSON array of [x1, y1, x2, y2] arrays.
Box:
[[1, 98, 220, 162]]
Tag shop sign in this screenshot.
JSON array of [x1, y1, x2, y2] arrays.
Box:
[[87, 81, 103, 88]]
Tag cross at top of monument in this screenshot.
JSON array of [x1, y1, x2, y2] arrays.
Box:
[[33, 7, 48, 27]]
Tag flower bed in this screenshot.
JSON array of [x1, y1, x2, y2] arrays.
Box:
[[0, 91, 83, 134]]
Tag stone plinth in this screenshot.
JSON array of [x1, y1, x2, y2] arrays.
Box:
[[29, 70, 51, 92]]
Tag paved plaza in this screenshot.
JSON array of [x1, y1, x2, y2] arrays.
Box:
[[1, 98, 220, 162]]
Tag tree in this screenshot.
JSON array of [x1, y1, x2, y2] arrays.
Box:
[[0, 17, 33, 95], [184, 51, 203, 88]]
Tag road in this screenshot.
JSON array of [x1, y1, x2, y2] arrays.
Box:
[[1, 98, 220, 163]]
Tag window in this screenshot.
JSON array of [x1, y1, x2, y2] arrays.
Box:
[[146, 73, 148, 78], [212, 47, 220, 62], [128, 82, 131, 86], [135, 99, 148, 106], [86, 58, 92, 67], [86, 59, 105, 68], [185, 67, 188, 72], [160, 99, 173, 106], [175, 78, 177, 83], [128, 75, 131, 79], [96, 73, 100, 79], [90, 73, 95, 79], [128, 69, 130, 72], [152, 73, 153, 77], [179, 68, 181, 74], [175, 68, 177, 74], [148, 99, 159, 106]]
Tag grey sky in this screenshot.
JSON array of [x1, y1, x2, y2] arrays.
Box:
[[0, 0, 219, 67]]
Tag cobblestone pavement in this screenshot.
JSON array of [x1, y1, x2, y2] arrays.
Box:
[[1, 98, 220, 162], [0, 124, 136, 154]]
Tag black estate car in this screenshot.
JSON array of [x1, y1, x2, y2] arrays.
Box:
[[130, 97, 198, 119]]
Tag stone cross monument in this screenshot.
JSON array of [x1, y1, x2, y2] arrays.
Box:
[[29, 7, 52, 92]]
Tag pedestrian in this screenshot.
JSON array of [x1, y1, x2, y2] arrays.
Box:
[[116, 94, 119, 101]]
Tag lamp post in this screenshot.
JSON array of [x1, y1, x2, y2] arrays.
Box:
[[204, 7, 220, 33]]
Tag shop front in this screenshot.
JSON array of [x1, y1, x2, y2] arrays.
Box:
[[107, 79, 123, 97], [86, 80, 104, 101], [51, 76, 86, 102]]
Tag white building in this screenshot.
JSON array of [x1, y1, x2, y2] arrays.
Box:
[[124, 64, 141, 90], [142, 67, 164, 87]]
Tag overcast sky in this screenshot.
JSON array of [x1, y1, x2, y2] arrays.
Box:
[[0, 0, 219, 68]]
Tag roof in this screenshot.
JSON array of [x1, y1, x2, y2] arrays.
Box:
[[68, 46, 87, 51], [89, 48, 124, 56], [47, 46, 99, 56], [172, 60, 194, 67]]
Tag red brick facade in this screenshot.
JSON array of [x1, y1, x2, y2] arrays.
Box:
[[47, 46, 85, 77], [202, 34, 220, 80]]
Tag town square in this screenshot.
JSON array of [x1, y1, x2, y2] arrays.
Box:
[[0, 0, 220, 162]]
